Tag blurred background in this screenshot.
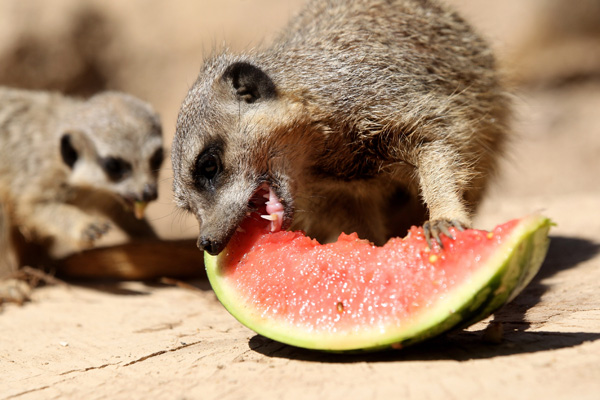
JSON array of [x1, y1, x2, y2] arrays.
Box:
[[0, 0, 598, 240]]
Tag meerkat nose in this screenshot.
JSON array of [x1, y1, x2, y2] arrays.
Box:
[[197, 237, 224, 256], [142, 183, 158, 202]]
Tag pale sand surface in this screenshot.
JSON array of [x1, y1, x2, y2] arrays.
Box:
[[1, 1, 599, 399]]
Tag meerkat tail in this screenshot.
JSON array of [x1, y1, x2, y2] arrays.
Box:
[[56, 239, 204, 280]]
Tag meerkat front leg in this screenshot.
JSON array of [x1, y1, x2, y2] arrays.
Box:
[[21, 202, 111, 251], [415, 141, 472, 247], [0, 202, 18, 278], [0, 202, 32, 304]]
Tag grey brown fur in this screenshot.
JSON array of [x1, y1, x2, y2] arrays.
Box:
[[0, 87, 163, 294], [172, 0, 510, 255]]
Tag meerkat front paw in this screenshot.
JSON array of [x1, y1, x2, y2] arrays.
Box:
[[79, 219, 111, 247], [423, 219, 467, 248], [0, 278, 32, 305]]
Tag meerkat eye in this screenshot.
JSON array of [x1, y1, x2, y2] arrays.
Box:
[[102, 156, 132, 181], [198, 155, 219, 180], [194, 149, 221, 188], [149, 148, 164, 171]]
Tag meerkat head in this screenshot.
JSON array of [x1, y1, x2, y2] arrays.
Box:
[[172, 55, 317, 255], [59, 92, 164, 218]]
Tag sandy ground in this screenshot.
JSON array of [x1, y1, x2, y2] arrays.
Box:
[[1, 1, 600, 399]]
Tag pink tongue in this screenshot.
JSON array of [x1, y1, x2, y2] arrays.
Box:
[[260, 186, 284, 232]]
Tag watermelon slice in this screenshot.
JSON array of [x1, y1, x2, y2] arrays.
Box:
[[205, 215, 551, 352]]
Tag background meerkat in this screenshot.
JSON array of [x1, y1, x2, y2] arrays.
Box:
[[172, 0, 510, 255], [0, 87, 164, 301]]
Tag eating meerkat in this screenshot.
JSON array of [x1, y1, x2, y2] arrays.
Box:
[[0, 87, 164, 302], [172, 0, 510, 256]]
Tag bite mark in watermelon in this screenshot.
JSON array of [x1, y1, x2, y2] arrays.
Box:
[[205, 214, 551, 352]]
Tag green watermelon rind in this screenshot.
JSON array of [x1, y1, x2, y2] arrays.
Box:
[[205, 215, 551, 352]]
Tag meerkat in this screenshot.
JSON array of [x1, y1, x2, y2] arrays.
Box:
[[0, 87, 164, 301], [172, 0, 510, 256]]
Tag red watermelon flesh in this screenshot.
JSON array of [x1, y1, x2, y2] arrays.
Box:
[[206, 212, 551, 352]]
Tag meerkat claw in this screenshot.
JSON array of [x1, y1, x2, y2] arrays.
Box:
[[451, 219, 466, 231], [83, 222, 111, 242], [424, 219, 465, 249]]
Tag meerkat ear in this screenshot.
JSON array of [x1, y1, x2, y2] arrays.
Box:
[[60, 131, 96, 169], [222, 62, 277, 104]]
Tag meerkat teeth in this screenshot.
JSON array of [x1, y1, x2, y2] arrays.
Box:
[[134, 201, 148, 219], [261, 214, 278, 221], [236, 226, 246, 233]]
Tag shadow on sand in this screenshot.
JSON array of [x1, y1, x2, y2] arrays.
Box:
[[249, 330, 600, 363]]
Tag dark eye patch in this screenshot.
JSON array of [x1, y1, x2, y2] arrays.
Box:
[[102, 156, 132, 181], [60, 134, 78, 169], [149, 148, 164, 171]]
